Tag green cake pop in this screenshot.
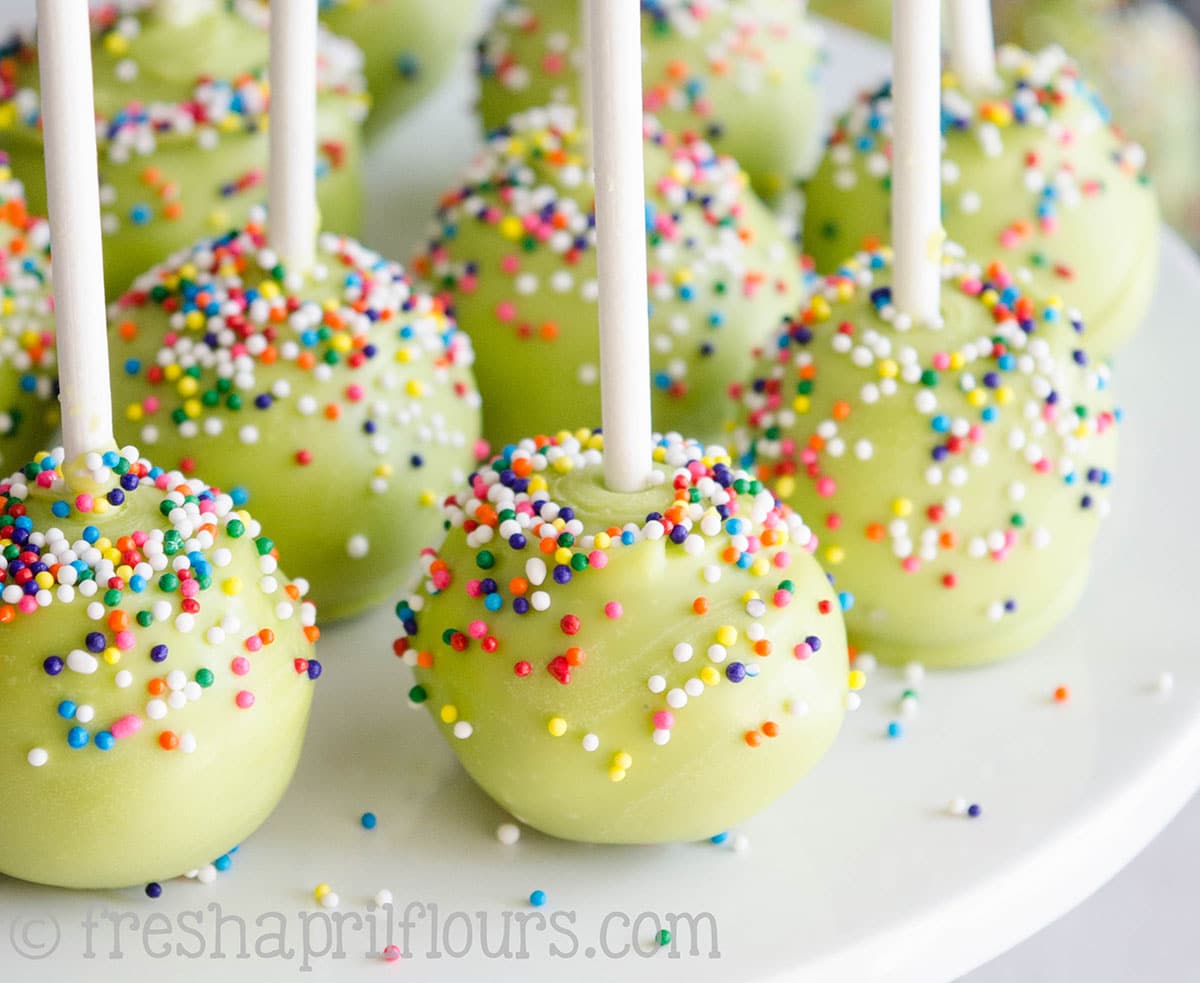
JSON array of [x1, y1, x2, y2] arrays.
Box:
[[317, 0, 479, 135], [730, 249, 1121, 667], [109, 214, 483, 622], [0, 446, 321, 889], [392, 430, 851, 843], [412, 105, 803, 448], [802, 44, 1159, 356], [0, 166, 59, 474], [475, 0, 825, 204], [0, 0, 368, 298]]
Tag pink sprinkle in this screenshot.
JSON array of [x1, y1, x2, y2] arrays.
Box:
[[383, 946, 401, 963], [816, 477, 837, 498], [36, 471, 54, 488], [500, 254, 520, 275], [143, 396, 160, 414], [111, 715, 142, 740], [468, 620, 488, 639], [180, 579, 199, 598], [75, 494, 94, 513], [473, 439, 491, 462], [773, 589, 791, 608], [231, 656, 251, 676], [604, 602, 623, 619], [345, 384, 364, 402], [114, 630, 136, 651], [244, 635, 263, 653], [793, 642, 813, 660], [18, 596, 36, 613], [901, 557, 921, 573], [653, 711, 675, 730], [495, 301, 516, 322], [465, 580, 483, 598], [932, 352, 950, 371], [588, 550, 608, 570], [235, 690, 255, 710]]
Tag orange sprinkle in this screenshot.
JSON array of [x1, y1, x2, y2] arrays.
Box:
[[761, 721, 779, 738], [159, 731, 179, 751], [744, 731, 762, 748], [692, 596, 709, 615]]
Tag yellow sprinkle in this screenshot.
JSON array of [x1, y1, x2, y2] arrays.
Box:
[[554, 547, 572, 565], [594, 532, 611, 549], [102, 33, 128, 55], [103, 648, 121, 666], [967, 389, 987, 408], [394, 347, 412, 364], [552, 456, 574, 474], [35, 572, 53, 589], [613, 751, 633, 770], [528, 476, 548, 493], [547, 717, 567, 737], [207, 209, 230, 230], [699, 666, 720, 686], [878, 358, 898, 379], [809, 296, 832, 321], [176, 376, 199, 397], [740, 590, 761, 604], [750, 557, 769, 577], [995, 387, 1013, 405], [314, 884, 331, 901], [184, 310, 205, 331], [716, 625, 737, 646], [164, 364, 183, 382], [776, 475, 796, 499], [824, 545, 845, 565], [440, 705, 458, 724], [418, 490, 438, 507], [608, 767, 627, 782], [183, 399, 202, 419], [374, 464, 393, 478], [125, 403, 144, 423], [116, 564, 133, 581], [891, 498, 913, 518], [848, 670, 867, 691], [949, 352, 965, 370], [405, 379, 425, 397], [222, 577, 243, 596], [331, 333, 353, 354], [499, 216, 523, 240], [792, 394, 810, 414]]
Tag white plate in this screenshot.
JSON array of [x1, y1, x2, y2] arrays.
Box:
[[2, 15, 1198, 983]]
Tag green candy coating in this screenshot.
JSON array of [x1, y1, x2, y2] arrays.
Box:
[[476, 0, 824, 204], [802, 45, 1159, 355], [414, 106, 802, 448], [318, 0, 479, 136], [394, 431, 849, 844], [0, 2, 367, 298], [0, 452, 317, 889], [732, 251, 1120, 668], [109, 219, 482, 622], [0, 175, 59, 474]]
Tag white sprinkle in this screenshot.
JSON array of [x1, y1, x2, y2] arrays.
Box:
[[647, 675, 666, 694], [496, 823, 521, 846], [581, 733, 600, 752], [27, 748, 48, 767], [346, 534, 370, 559]]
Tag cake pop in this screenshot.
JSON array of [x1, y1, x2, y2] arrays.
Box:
[[0, 162, 59, 474], [475, 0, 825, 204], [412, 104, 803, 447], [394, 0, 849, 844], [0, 0, 319, 890], [109, 2, 482, 622], [318, 0, 479, 135], [802, 43, 1160, 355], [394, 431, 850, 842], [0, 0, 368, 297], [730, 251, 1120, 667]]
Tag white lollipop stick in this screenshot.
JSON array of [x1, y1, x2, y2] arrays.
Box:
[[587, 0, 652, 493], [948, 0, 998, 93], [268, 0, 317, 271], [891, 0, 943, 325], [157, 0, 216, 27], [36, 0, 116, 472]]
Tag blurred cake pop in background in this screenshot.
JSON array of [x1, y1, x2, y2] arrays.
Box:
[[809, 0, 1200, 247]]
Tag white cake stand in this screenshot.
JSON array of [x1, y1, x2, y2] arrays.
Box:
[[2, 15, 1198, 983]]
